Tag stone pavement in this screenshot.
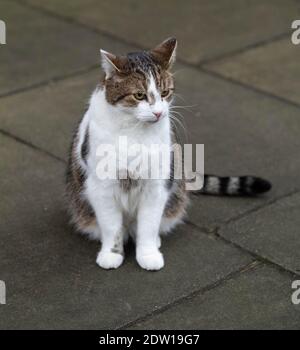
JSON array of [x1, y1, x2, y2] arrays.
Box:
[[0, 0, 300, 329]]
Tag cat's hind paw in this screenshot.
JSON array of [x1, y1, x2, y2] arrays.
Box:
[[96, 251, 124, 269], [136, 249, 164, 271]]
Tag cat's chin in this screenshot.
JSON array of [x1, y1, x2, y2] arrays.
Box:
[[138, 117, 164, 124]]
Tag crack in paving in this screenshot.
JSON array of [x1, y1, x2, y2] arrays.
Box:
[[0, 64, 99, 100], [187, 211, 300, 279], [198, 31, 292, 66], [13, 0, 142, 52], [188, 187, 300, 237], [200, 66, 300, 110], [117, 260, 261, 330], [222, 189, 300, 226], [0, 129, 66, 164], [214, 229, 300, 279]]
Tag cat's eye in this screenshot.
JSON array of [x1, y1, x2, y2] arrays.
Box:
[[161, 89, 170, 98], [134, 92, 146, 101]]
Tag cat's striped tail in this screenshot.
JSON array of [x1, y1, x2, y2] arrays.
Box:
[[193, 175, 272, 196]]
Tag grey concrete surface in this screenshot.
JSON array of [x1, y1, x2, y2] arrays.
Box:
[[0, 0, 299, 329], [129, 264, 300, 329], [205, 38, 300, 105], [25, 0, 299, 64], [219, 192, 300, 274], [0, 71, 99, 160], [0, 0, 137, 96]]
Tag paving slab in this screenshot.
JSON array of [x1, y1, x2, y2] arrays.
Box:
[[0, 70, 100, 161], [205, 38, 300, 105], [129, 264, 300, 329], [219, 191, 300, 274], [175, 66, 300, 228], [24, 0, 299, 64], [0, 133, 252, 329], [0, 0, 137, 96], [1, 63, 300, 229]]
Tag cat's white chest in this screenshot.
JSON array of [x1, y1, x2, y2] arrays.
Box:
[[89, 113, 171, 179], [84, 90, 171, 217]]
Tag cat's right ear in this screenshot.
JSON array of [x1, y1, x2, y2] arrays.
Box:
[[151, 37, 177, 70], [100, 49, 126, 78]]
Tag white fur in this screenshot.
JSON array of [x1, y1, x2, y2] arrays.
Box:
[[227, 177, 240, 194], [77, 77, 177, 270]]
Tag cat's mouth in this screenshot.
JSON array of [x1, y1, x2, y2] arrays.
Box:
[[147, 119, 160, 124], [137, 117, 160, 124], [137, 112, 165, 124], [146, 115, 164, 124]]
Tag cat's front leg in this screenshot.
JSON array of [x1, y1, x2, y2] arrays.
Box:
[[86, 178, 124, 269], [136, 183, 168, 271]]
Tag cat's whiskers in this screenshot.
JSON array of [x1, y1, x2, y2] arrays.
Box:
[[170, 105, 197, 114], [169, 112, 188, 143], [173, 93, 186, 104], [171, 69, 186, 77], [169, 110, 189, 129]]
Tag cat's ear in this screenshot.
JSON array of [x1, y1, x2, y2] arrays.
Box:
[[100, 49, 126, 78], [151, 37, 177, 70]]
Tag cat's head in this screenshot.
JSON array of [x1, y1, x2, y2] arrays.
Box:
[[100, 38, 177, 123]]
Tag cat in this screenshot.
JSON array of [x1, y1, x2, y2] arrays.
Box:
[[66, 38, 271, 271]]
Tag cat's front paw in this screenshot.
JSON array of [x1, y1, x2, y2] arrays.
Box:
[[96, 251, 124, 269], [136, 249, 164, 271]]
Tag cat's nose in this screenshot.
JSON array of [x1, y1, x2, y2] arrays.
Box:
[[153, 112, 162, 120]]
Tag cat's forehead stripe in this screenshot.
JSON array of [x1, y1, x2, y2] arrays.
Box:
[[147, 74, 161, 104]]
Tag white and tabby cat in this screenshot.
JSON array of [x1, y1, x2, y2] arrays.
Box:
[[66, 38, 271, 271]]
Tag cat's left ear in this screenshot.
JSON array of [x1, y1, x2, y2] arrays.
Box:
[[100, 49, 127, 78], [150, 37, 177, 70]]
